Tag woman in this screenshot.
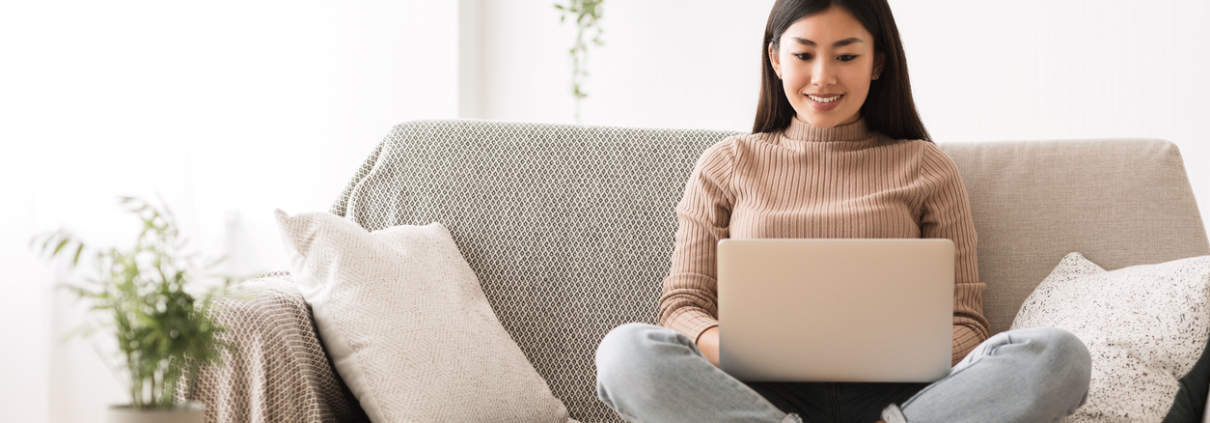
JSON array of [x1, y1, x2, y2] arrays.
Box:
[[594, 1, 1092, 422]]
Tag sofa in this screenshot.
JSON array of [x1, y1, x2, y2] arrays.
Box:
[[190, 119, 1210, 423]]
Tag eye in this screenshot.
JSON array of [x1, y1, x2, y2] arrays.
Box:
[[838, 54, 858, 62], [793, 53, 813, 60]]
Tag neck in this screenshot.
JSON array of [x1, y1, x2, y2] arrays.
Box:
[[782, 115, 875, 142]]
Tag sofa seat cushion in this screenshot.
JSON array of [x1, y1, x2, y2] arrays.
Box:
[[1011, 252, 1210, 422]]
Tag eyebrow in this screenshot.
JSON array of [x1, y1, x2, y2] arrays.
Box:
[[793, 37, 864, 47]]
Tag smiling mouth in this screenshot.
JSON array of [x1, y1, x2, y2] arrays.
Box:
[[807, 94, 843, 103]]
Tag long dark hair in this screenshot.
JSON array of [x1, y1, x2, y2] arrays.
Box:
[[753, 0, 930, 141]]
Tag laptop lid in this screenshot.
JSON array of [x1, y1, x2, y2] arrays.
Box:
[[717, 238, 954, 383]]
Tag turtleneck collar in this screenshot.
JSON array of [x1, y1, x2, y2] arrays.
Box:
[[782, 115, 875, 142]]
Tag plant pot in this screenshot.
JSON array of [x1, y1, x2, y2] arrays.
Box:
[[107, 402, 204, 423]]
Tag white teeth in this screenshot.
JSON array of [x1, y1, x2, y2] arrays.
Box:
[[808, 94, 842, 103]]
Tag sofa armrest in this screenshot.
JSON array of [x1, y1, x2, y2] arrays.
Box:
[[185, 272, 368, 423]]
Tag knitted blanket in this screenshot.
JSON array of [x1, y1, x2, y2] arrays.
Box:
[[185, 273, 367, 423]]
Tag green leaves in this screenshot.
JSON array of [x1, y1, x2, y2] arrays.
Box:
[[31, 196, 241, 410], [554, 0, 604, 122]]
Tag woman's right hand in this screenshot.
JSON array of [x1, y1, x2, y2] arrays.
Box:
[[697, 326, 721, 367]]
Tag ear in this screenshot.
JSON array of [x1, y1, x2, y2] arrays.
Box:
[[768, 42, 782, 79], [872, 52, 885, 80]]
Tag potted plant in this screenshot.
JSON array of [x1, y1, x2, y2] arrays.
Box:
[[33, 196, 240, 423]]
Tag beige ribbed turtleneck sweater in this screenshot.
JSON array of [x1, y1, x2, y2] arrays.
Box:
[[658, 117, 990, 365]]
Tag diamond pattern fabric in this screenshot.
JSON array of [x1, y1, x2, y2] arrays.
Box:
[[333, 120, 740, 422], [184, 273, 368, 423]]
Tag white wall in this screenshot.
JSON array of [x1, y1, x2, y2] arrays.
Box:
[[2, 1, 463, 422], [0, 1, 49, 422], [894, 1, 1210, 224], [477, 0, 1210, 226], [478, 0, 776, 131]]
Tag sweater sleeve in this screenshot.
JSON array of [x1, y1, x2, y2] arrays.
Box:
[[919, 144, 991, 365], [657, 139, 736, 343]]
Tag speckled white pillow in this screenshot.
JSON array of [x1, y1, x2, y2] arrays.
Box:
[[276, 210, 577, 423], [1012, 252, 1210, 423]]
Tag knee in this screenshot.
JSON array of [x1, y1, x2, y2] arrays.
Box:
[[1016, 327, 1092, 411], [1033, 328, 1091, 385], [595, 323, 683, 391], [596, 323, 664, 374]]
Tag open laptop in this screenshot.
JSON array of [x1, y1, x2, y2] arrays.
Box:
[[716, 238, 954, 383]]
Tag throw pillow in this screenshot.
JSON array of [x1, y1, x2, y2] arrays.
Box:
[[1011, 252, 1210, 423], [275, 210, 577, 423]]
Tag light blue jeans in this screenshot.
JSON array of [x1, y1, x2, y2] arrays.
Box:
[[595, 323, 1091, 423]]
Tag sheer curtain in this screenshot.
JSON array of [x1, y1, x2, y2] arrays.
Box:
[[0, 1, 463, 422]]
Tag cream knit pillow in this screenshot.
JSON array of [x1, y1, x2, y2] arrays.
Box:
[[275, 210, 576, 423], [1011, 252, 1210, 423]]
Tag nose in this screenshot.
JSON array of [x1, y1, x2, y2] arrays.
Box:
[[811, 60, 836, 88]]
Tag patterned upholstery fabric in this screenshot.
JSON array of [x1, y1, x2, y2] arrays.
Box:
[[186, 273, 369, 423], [333, 120, 740, 423], [196, 120, 1209, 423]]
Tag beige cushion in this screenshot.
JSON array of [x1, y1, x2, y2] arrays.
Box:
[[940, 139, 1210, 335], [275, 210, 576, 423]]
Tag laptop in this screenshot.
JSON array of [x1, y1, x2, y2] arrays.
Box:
[[716, 238, 954, 383]]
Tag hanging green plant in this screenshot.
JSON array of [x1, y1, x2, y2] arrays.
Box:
[[554, 0, 604, 123]]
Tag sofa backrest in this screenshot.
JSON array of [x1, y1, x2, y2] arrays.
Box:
[[333, 119, 1209, 422], [333, 120, 729, 422], [939, 140, 1209, 334]]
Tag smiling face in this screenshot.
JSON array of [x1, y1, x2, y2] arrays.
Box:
[[769, 5, 884, 128]]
